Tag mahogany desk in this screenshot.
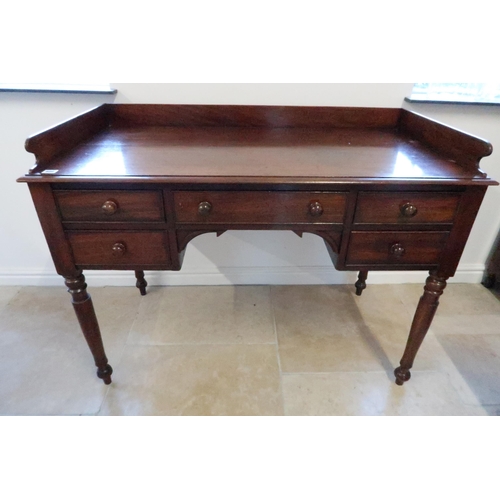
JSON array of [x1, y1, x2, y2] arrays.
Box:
[[18, 104, 497, 386]]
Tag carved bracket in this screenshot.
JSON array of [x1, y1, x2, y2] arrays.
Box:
[[177, 230, 225, 252], [292, 230, 341, 254], [178, 229, 342, 255]]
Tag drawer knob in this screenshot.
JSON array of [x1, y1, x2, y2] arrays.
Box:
[[102, 200, 118, 215], [112, 242, 127, 256], [400, 202, 418, 218], [309, 201, 324, 217], [390, 243, 406, 258], [198, 201, 213, 215]]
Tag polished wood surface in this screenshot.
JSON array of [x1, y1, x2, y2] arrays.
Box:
[[399, 109, 493, 173], [25, 105, 108, 168], [64, 273, 113, 384], [174, 191, 347, 224], [21, 105, 495, 184], [134, 270, 148, 296], [355, 270, 368, 296], [354, 192, 460, 224], [346, 231, 449, 266], [23, 127, 490, 183], [394, 272, 448, 385], [109, 104, 402, 129], [55, 190, 165, 222], [18, 104, 497, 389], [67, 231, 171, 267]]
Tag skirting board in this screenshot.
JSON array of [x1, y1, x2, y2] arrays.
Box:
[[0, 264, 487, 287]]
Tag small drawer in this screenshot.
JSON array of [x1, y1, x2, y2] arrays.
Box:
[[174, 191, 347, 224], [346, 231, 449, 265], [67, 231, 170, 266], [354, 192, 460, 224], [55, 190, 164, 222]]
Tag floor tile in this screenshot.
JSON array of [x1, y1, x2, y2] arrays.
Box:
[[431, 314, 500, 336], [128, 286, 275, 345], [351, 285, 452, 371], [282, 371, 487, 416], [400, 283, 500, 336], [399, 283, 500, 319], [436, 333, 500, 405], [273, 285, 446, 374], [0, 286, 20, 314], [273, 286, 388, 373], [99, 344, 283, 416], [438, 284, 500, 315], [0, 286, 141, 415], [481, 406, 500, 416], [1, 283, 498, 416]]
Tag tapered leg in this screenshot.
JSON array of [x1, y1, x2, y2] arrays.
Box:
[[64, 273, 113, 384], [355, 271, 368, 296], [394, 272, 448, 386], [135, 270, 148, 296]]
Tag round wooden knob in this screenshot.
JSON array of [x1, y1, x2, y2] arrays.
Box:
[[198, 201, 212, 215], [390, 243, 406, 258], [400, 202, 418, 218], [102, 200, 118, 215], [112, 243, 126, 256], [309, 201, 324, 217]]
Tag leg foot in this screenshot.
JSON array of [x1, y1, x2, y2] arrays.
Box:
[[97, 364, 113, 385], [355, 271, 368, 296], [65, 273, 113, 384], [135, 270, 148, 296], [395, 272, 448, 385], [394, 367, 411, 386]]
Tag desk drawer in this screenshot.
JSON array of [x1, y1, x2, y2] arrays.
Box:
[[67, 231, 170, 266], [174, 191, 347, 224], [354, 192, 460, 224], [56, 190, 164, 222], [346, 231, 449, 265]]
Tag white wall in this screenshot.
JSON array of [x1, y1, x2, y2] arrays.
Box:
[[1, 83, 498, 288], [0, 92, 115, 287], [112, 83, 412, 107]]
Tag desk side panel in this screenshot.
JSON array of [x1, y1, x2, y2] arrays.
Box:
[[436, 185, 488, 277], [28, 183, 77, 276], [25, 104, 110, 171], [399, 109, 493, 175]]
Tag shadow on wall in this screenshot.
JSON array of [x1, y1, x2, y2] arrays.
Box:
[[483, 227, 500, 289]]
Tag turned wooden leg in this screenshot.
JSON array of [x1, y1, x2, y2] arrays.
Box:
[[394, 272, 448, 386], [135, 270, 148, 296], [355, 271, 368, 296], [64, 273, 113, 385]]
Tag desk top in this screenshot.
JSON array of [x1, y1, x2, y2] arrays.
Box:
[[19, 104, 496, 186]]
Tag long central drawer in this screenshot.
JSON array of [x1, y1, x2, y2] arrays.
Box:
[[174, 191, 347, 224]]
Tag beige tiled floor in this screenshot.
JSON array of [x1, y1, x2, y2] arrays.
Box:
[[1, 283, 499, 416]]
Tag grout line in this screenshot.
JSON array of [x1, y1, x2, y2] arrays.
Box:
[[96, 288, 146, 416], [0, 287, 23, 317], [95, 386, 110, 416], [280, 369, 443, 375], [124, 341, 278, 346], [270, 286, 286, 416]]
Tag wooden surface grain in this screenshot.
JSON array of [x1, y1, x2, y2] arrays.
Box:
[[24, 127, 484, 181]]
